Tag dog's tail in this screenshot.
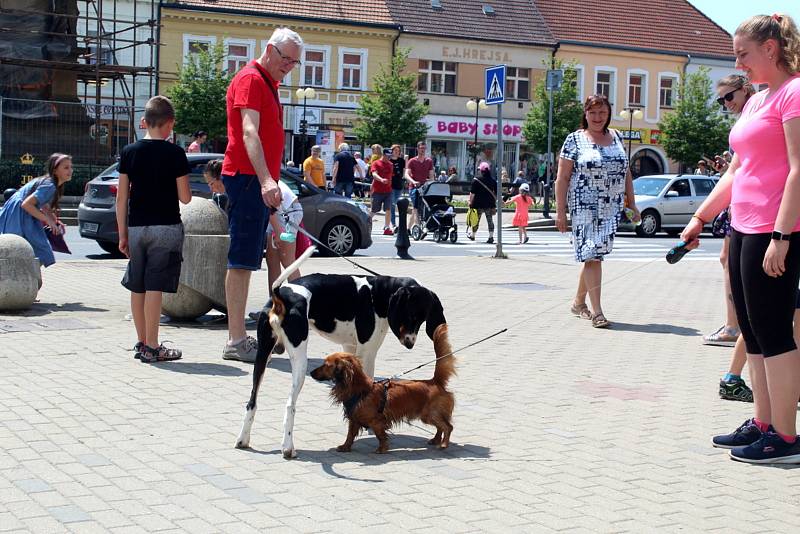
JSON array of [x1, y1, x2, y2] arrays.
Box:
[[432, 324, 456, 388], [271, 245, 316, 291]]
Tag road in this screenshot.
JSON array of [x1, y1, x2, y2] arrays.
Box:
[[60, 223, 724, 263]]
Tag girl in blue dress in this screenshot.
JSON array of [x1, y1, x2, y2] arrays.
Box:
[[0, 153, 73, 267]]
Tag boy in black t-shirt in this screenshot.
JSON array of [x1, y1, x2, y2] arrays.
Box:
[[116, 95, 192, 363]]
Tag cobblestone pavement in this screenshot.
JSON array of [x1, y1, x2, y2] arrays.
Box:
[[2, 253, 800, 533]]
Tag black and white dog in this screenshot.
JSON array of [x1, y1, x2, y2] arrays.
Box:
[[235, 270, 446, 458]]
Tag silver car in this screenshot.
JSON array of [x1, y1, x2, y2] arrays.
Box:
[[619, 174, 718, 237]]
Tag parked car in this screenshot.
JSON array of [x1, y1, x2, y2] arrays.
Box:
[[619, 174, 718, 237], [78, 153, 372, 256]]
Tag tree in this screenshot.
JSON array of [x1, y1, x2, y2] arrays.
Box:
[[521, 59, 584, 155], [354, 48, 429, 147], [166, 43, 232, 143], [658, 67, 732, 171]]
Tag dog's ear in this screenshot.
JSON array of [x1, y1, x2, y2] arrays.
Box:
[[424, 289, 446, 340], [333, 357, 353, 384], [387, 286, 412, 336]]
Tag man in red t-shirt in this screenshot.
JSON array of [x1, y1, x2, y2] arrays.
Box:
[[405, 141, 435, 227], [370, 147, 394, 235], [220, 27, 303, 363]]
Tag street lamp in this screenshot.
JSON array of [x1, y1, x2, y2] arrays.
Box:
[[466, 97, 487, 179], [619, 107, 644, 161], [296, 86, 317, 163]]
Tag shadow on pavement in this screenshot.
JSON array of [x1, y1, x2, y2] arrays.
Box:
[[610, 322, 700, 336], [3, 302, 109, 316], [267, 356, 325, 374], [148, 361, 247, 376]]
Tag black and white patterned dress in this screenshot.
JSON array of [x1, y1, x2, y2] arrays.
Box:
[[559, 130, 628, 262]]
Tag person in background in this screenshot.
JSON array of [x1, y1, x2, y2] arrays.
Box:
[[187, 131, 207, 153], [389, 144, 406, 231], [696, 160, 710, 175], [332, 142, 357, 199], [405, 141, 434, 227], [303, 145, 325, 188], [505, 182, 534, 244], [116, 96, 192, 363], [0, 153, 72, 270], [555, 94, 640, 329], [447, 166, 458, 183], [354, 151, 370, 198], [468, 161, 498, 244], [370, 147, 394, 236], [437, 170, 448, 182]]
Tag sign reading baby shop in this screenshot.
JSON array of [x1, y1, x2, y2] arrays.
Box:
[[423, 114, 525, 142]]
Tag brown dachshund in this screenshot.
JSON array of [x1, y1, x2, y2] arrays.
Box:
[[311, 324, 455, 453]]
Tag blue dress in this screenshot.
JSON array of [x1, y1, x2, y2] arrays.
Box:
[[0, 178, 57, 267], [559, 130, 628, 262]]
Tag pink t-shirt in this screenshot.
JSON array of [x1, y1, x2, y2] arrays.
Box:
[[729, 75, 800, 234]]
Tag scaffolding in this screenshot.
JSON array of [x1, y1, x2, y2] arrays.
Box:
[[0, 0, 159, 181]]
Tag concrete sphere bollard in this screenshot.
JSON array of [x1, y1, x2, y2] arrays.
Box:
[[161, 197, 230, 320], [0, 234, 40, 310]]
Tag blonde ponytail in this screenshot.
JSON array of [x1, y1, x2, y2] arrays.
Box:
[[736, 14, 800, 74]]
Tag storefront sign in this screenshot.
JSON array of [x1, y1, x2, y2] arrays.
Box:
[[442, 47, 511, 63], [323, 111, 357, 129], [617, 128, 664, 145], [424, 115, 524, 142]]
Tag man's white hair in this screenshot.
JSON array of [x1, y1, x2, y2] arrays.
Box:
[[268, 27, 304, 49], [338, 143, 350, 152]]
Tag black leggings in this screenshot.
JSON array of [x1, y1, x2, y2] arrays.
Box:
[[728, 230, 800, 357]]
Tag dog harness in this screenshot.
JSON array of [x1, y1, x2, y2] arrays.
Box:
[[342, 379, 391, 418]]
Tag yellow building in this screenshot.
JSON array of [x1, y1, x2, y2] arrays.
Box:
[[159, 1, 399, 163]]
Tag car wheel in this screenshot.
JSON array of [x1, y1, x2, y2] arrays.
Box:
[[635, 210, 659, 237], [320, 217, 358, 256], [97, 240, 125, 257]]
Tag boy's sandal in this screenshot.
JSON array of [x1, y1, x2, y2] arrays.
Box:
[[140, 344, 182, 363], [591, 313, 611, 329], [570, 303, 592, 320], [133, 341, 145, 360]]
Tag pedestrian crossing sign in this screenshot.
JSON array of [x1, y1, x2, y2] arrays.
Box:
[[485, 64, 506, 105]]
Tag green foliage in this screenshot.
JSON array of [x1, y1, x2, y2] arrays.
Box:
[[166, 43, 232, 142], [522, 59, 584, 154], [658, 67, 732, 170], [354, 48, 429, 147]]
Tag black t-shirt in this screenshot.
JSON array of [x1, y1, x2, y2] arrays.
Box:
[[390, 156, 406, 190], [470, 173, 497, 210], [119, 139, 190, 227], [334, 151, 357, 183]]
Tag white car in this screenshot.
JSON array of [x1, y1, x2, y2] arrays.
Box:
[[619, 174, 718, 237]]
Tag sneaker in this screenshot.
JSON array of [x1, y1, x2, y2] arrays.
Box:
[[222, 336, 258, 363], [730, 431, 800, 464], [712, 418, 765, 449], [467, 229, 475, 241], [383, 227, 393, 236], [702, 325, 739, 347], [486, 236, 494, 244], [719, 377, 753, 402]]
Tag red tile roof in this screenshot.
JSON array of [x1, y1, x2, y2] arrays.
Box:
[[385, 0, 555, 46], [533, 0, 733, 59], [166, 0, 397, 27]]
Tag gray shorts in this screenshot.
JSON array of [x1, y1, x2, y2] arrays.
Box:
[[122, 224, 184, 293]]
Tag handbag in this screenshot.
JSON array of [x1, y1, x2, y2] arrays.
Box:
[[44, 224, 71, 254]]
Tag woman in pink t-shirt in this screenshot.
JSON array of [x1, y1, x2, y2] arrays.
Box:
[[681, 14, 800, 464]]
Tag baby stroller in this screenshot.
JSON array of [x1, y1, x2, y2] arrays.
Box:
[[410, 181, 458, 243]]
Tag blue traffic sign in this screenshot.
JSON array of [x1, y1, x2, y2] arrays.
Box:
[[485, 64, 506, 105]]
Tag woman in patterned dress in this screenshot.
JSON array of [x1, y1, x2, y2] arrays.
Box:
[[555, 95, 640, 328]]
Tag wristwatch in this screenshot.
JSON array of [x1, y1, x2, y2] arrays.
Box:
[[771, 231, 792, 241]]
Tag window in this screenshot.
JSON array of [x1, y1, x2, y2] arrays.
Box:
[[505, 67, 530, 100], [667, 179, 691, 197], [303, 47, 328, 87], [417, 60, 457, 94], [596, 71, 614, 101], [223, 39, 254, 74], [567, 66, 584, 102], [183, 34, 216, 65], [659, 77, 676, 108], [628, 73, 645, 108], [338, 48, 367, 90], [691, 178, 715, 196], [85, 30, 115, 65]]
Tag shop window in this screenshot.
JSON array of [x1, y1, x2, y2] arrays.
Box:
[[505, 67, 530, 100], [430, 140, 461, 178], [660, 77, 676, 108], [628, 73, 646, 108], [596, 71, 614, 103], [418, 60, 457, 94]]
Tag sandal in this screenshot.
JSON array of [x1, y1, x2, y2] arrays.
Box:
[[140, 344, 182, 363], [591, 313, 610, 329], [570, 303, 592, 320], [133, 341, 145, 360]]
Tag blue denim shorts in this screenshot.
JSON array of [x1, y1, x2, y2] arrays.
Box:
[[222, 173, 268, 270]]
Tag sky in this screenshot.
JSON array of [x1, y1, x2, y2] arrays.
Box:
[[688, 1, 800, 34]]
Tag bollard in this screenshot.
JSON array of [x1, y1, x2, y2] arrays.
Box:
[[394, 197, 413, 260]]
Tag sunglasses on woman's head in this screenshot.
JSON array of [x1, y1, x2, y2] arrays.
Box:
[[717, 87, 741, 107]]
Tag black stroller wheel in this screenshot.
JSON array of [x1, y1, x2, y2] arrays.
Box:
[[411, 225, 423, 241], [450, 228, 458, 243]]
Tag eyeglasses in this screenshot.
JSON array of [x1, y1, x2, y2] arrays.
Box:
[[272, 45, 301, 67], [717, 87, 741, 107]]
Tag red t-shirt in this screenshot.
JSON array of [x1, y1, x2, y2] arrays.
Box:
[[370, 158, 393, 194], [222, 61, 283, 179], [407, 156, 433, 186]]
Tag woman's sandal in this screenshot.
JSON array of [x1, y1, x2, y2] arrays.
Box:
[[140, 344, 182, 363], [570, 303, 592, 320], [591, 313, 611, 329]]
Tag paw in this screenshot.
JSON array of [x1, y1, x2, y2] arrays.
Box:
[[235, 439, 250, 449], [438, 442, 449, 449], [375, 446, 388, 454], [282, 447, 297, 459], [336, 444, 351, 452], [427, 437, 441, 446]]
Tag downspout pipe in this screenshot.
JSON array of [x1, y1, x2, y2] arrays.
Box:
[[392, 25, 403, 56]]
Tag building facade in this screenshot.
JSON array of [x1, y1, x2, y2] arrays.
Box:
[[159, 1, 398, 162]]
